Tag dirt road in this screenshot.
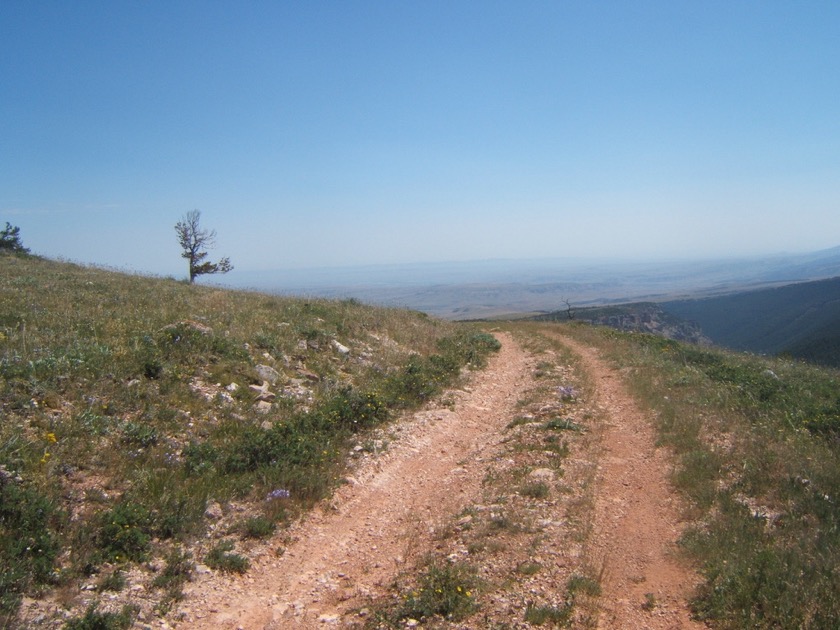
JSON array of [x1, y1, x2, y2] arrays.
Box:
[[548, 334, 704, 629], [176, 330, 703, 628], [178, 332, 533, 628]]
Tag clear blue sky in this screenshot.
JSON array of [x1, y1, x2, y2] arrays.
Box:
[[2, 1, 839, 279]]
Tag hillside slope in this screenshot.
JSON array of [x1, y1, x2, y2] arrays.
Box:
[[533, 302, 711, 345], [661, 276, 840, 364], [0, 254, 499, 627]]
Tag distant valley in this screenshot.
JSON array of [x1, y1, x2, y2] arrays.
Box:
[[226, 246, 840, 367], [533, 275, 840, 368], [227, 246, 840, 320]]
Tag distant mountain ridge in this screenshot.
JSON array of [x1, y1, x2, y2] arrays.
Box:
[[661, 276, 840, 366]]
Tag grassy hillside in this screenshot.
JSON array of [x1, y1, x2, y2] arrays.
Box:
[[662, 276, 840, 365], [0, 254, 499, 627]]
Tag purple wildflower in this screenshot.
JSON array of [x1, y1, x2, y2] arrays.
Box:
[[266, 488, 291, 501], [558, 386, 577, 400]]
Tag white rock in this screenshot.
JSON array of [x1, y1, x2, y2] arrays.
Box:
[[255, 364, 282, 384], [331, 340, 350, 355], [528, 468, 555, 481]]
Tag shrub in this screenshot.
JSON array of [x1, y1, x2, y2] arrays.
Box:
[[320, 387, 388, 432], [96, 570, 126, 593], [96, 502, 152, 563], [520, 481, 550, 499], [120, 421, 159, 448], [153, 548, 193, 586], [240, 515, 275, 539], [205, 540, 249, 574], [524, 602, 572, 625], [394, 559, 477, 622], [63, 604, 136, 630]]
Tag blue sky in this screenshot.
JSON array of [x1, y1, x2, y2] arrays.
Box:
[[2, 1, 839, 279]]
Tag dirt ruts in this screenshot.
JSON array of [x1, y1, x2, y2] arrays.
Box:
[[178, 332, 533, 628], [550, 333, 704, 629], [176, 331, 703, 629]]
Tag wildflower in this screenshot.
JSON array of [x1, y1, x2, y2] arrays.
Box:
[[44, 432, 57, 443], [266, 488, 291, 501], [557, 386, 577, 400]]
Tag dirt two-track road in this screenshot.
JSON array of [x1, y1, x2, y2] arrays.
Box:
[[176, 331, 704, 629]]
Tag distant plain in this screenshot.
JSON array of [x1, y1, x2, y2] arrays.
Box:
[[224, 246, 840, 319]]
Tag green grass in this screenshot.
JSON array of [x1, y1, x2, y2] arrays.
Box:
[[0, 254, 500, 623], [523, 602, 572, 625]]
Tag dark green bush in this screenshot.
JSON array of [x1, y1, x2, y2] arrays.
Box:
[[96, 502, 151, 563], [151, 548, 193, 591], [321, 387, 388, 431], [205, 540, 249, 574], [63, 604, 136, 630], [240, 515, 275, 539], [183, 440, 219, 475]]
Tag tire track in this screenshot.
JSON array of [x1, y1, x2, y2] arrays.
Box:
[[177, 332, 533, 629], [548, 332, 705, 629]]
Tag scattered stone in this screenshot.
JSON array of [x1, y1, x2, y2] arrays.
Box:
[[528, 468, 555, 481], [205, 502, 223, 520], [249, 381, 277, 403], [256, 364, 282, 384], [331, 340, 350, 355], [255, 400, 273, 414], [297, 368, 320, 382]]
